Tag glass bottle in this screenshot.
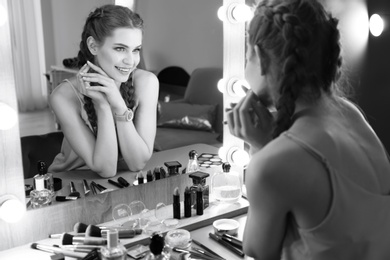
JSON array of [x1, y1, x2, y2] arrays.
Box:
[[186, 150, 199, 173], [189, 171, 210, 209], [143, 233, 169, 260], [100, 230, 127, 260], [30, 161, 54, 208], [211, 162, 242, 203]]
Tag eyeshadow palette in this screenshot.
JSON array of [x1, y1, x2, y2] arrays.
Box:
[[197, 153, 223, 168]]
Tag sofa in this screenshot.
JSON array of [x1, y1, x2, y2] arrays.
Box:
[[154, 67, 224, 151]]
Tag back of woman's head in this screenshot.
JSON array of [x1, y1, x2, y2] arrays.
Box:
[[248, 0, 342, 137], [77, 4, 143, 66]]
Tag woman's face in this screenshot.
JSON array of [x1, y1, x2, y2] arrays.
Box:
[[245, 43, 274, 108], [94, 28, 142, 84]]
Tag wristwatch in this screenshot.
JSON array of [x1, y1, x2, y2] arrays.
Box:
[[114, 108, 134, 122]]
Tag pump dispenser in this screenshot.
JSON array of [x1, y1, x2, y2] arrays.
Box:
[[211, 162, 242, 203], [100, 230, 127, 260], [186, 150, 200, 173]]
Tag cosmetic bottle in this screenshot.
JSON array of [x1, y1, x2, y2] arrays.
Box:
[[30, 161, 54, 208], [211, 162, 242, 203], [173, 187, 181, 219], [164, 161, 182, 176], [189, 171, 210, 209], [100, 230, 126, 260], [186, 150, 199, 173], [196, 186, 204, 215], [184, 187, 191, 218], [143, 233, 169, 260]]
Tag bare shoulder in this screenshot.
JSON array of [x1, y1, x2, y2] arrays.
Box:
[[133, 69, 159, 93], [49, 77, 79, 110]]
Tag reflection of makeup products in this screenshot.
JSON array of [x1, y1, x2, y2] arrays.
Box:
[[184, 186, 191, 218], [189, 171, 210, 209], [108, 179, 124, 189], [173, 187, 181, 219], [154, 167, 161, 180], [55, 196, 79, 202], [186, 150, 200, 173], [31, 243, 87, 259], [61, 233, 107, 245], [117, 177, 130, 187], [137, 171, 144, 184], [196, 186, 204, 215], [146, 170, 154, 182], [209, 233, 245, 257], [90, 181, 105, 193], [69, 181, 81, 198], [83, 179, 90, 195], [164, 161, 182, 176], [160, 167, 167, 178]]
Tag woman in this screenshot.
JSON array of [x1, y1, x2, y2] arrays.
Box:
[[227, 0, 390, 259], [49, 5, 158, 178]]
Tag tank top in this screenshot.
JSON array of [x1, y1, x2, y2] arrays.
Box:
[[48, 79, 129, 173], [281, 132, 390, 260]]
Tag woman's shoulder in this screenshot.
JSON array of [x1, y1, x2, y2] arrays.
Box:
[[132, 69, 159, 96], [133, 69, 158, 85], [49, 77, 80, 106]]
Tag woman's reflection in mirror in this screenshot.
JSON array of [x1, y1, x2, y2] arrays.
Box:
[[227, 0, 390, 259], [49, 5, 159, 178]]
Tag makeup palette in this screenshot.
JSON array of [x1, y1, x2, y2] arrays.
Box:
[[197, 153, 223, 168]]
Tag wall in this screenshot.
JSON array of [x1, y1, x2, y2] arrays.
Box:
[[137, 0, 223, 74], [358, 0, 390, 152]]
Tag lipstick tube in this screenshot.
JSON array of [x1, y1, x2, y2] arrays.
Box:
[[173, 187, 181, 219]]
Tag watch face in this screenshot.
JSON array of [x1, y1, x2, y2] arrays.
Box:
[[125, 109, 134, 121]]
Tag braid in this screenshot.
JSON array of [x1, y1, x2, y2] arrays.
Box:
[[248, 0, 343, 138]]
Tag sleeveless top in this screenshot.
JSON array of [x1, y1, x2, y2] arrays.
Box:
[[281, 132, 390, 260], [48, 79, 129, 173]]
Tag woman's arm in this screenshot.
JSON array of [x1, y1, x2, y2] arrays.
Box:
[[115, 70, 159, 171], [50, 78, 118, 178]]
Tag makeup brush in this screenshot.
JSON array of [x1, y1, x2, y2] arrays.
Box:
[[61, 233, 107, 245], [49, 232, 85, 239], [69, 181, 80, 198], [31, 243, 87, 259], [74, 222, 89, 233], [86, 224, 142, 238]]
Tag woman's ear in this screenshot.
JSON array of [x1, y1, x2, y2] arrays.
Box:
[[254, 45, 269, 76], [87, 36, 98, 55]]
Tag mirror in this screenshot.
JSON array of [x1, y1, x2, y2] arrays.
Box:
[[15, 0, 222, 208]]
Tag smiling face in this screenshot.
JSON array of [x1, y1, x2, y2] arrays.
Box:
[[92, 27, 142, 84]]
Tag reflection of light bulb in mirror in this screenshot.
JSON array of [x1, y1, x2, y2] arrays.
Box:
[[0, 5, 8, 27], [369, 14, 384, 37], [232, 79, 250, 97], [228, 147, 249, 167], [0, 103, 17, 130], [217, 6, 226, 21], [217, 78, 225, 93], [218, 146, 228, 162], [229, 4, 253, 23], [0, 195, 25, 223]]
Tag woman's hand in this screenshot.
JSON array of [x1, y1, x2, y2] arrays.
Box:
[[226, 90, 274, 152], [79, 61, 127, 113]]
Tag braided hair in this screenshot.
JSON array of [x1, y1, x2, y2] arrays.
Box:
[[77, 5, 143, 135], [248, 0, 343, 138]]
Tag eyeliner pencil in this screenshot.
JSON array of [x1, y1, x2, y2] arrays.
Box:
[[192, 238, 225, 259], [209, 233, 245, 258]]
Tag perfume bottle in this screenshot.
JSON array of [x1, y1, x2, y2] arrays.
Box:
[[100, 230, 127, 260], [143, 233, 169, 260], [164, 161, 182, 176], [211, 162, 242, 203], [186, 150, 199, 173], [30, 161, 54, 208], [189, 171, 210, 209]]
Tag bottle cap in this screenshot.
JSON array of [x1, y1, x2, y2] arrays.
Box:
[[37, 160, 47, 175], [222, 162, 231, 173], [188, 150, 198, 159], [149, 233, 165, 255], [107, 230, 119, 248], [189, 171, 210, 182]]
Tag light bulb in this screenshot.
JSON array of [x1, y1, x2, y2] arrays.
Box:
[[0, 102, 17, 130], [232, 79, 250, 97], [217, 6, 226, 21], [231, 4, 253, 23], [0, 195, 25, 223], [230, 148, 249, 167], [0, 5, 8, 27], [369, 14, 384, 37], [218, 146, 228, 162], [217, 78, 225, 93]]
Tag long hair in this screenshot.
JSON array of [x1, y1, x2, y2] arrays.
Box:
[[77, 5, 143, 135], [248, 0, 343, 138]]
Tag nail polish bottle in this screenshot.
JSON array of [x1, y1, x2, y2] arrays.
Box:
[[186, 150, 199, 173], [100, 230, 126, 260], [189, 171, 210, 210]]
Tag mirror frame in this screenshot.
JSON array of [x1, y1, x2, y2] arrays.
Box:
[[0, 0, 245, 250]]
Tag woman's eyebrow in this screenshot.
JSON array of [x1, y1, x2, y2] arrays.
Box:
[[114, 43, 142, 49]]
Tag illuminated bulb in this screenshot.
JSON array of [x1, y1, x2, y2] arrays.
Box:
[[226, 3, 253, 23], [369, 14, 384, 37], [0, 5, 7, 27], [0, 102, 17, 130], [0, 195, 25, 223], [217, 78, 225, 93], [232, 79, 250, 97], [217, 6, 226, 21], [230, 148, 250, 167], [218, 146, 228, 161]]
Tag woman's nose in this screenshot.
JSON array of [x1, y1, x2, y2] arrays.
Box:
[[123, 54, 134, 65]]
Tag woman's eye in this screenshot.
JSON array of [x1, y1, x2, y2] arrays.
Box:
[[133, 48, 141, 53], [115, 47, 126, 52]]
